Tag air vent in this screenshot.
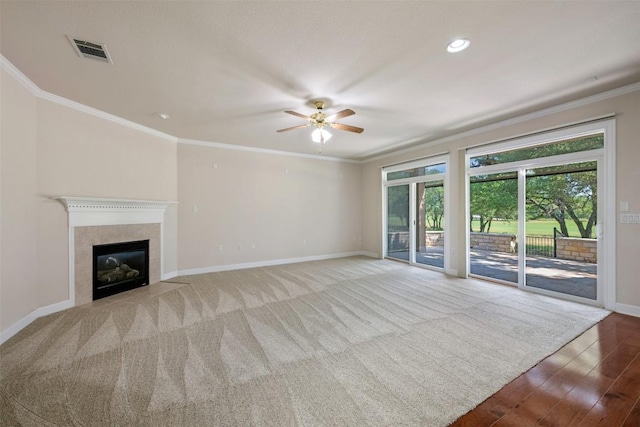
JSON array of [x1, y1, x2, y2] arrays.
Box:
[[67, 35, 113, 64]]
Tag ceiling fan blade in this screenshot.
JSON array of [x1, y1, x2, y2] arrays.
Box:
[[276, 124, 311, 133], [284, 110, 310, 119], [329, 122, 364, 133], [325, 109, 355, 122]]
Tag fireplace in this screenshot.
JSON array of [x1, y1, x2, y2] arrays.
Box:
[[93, 240, 149, 300], [59, 197, 171, 306]]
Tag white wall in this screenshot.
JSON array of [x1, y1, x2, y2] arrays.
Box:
[[0, 64, 179, 338], [177, 143, 363, 272], [0, 68, 39, 332], [361, 88, 640, 311]]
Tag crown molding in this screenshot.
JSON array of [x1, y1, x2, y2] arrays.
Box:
[[178, 138, 361, 164], [361, 82, 640, 163], [39, 91, 177, 142], [0, 54, 41, 95], [1, 54, 177, 143]]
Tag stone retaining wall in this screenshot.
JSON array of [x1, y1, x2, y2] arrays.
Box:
[[425, 231, 444, 247], [387, 231, 409, 251], [556, 237, 597, 263], [470, 232, 516, 253], [389, 230, 596, 263], [388, 231, 446, 250]]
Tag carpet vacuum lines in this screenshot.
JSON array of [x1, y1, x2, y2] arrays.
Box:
[[0, 256, 609, 426]]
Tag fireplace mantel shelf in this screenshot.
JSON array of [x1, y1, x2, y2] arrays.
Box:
[[58, 196, 177, 212]]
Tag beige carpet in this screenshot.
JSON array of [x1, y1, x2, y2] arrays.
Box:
[[1, 257, 609, 426]]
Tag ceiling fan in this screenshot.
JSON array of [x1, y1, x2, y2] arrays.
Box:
[[277, 101, 364, 151]]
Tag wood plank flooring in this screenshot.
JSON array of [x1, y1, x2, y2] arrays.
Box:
[[451, 312, 640, 426]]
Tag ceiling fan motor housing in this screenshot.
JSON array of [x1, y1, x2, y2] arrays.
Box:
[[310, 101, 327, 127]]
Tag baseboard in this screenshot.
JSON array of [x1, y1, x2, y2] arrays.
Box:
[[178, 251, 378, 276], [359, 251, 379, 258], [615, 303, 640, 318], [161, 271, 178, 281], [1, 299, 72, 345]]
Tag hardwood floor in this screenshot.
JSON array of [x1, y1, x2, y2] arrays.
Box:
[[451, 312, 640, 426]]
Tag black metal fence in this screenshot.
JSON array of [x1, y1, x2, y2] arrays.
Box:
[[525, 227, 565, 258], [525, 235, 554, 257]]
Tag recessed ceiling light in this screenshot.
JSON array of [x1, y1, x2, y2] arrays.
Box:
[[153, 112, 170, 120], [447, 38, 470, 53]]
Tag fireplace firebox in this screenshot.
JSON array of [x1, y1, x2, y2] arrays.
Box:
[[93, 240, 149, 300]]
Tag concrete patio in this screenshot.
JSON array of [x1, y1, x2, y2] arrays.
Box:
[[387, 247, 597, 300]]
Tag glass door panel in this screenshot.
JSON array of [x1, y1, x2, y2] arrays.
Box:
[[386, 184, 410, 261], [469, 172, 519, 283], [524, 161, 598, 300], [416, 180, 445, 268]]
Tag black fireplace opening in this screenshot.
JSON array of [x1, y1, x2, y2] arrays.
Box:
[[93, 239, 149, 300]]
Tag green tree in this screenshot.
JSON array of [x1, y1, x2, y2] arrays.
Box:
[[470, 178, 518, 233], [423, 185, 444, 230], [471, 135, 603, 167], [387, 185, 409, 228], [526, 167, 596, 238], [470, 134, 601, 238]]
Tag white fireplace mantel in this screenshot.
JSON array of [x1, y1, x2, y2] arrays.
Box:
[[58, 196, 176, 306], [58, 196, 175, 227]]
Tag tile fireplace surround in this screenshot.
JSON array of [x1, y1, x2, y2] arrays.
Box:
[[59, 197, 173, 306]]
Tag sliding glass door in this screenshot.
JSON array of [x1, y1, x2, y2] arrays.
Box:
[[384, 157, 448, 271], [416, 180, 445, 268], [467, 129, 605, 305], [469, 172, 519, 283], [386, 184, 410, 261], [524, 160, 599, 300]]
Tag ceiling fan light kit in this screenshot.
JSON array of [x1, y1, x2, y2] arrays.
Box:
[[311, 128, 332, 143], [277, 100, 364, 154]]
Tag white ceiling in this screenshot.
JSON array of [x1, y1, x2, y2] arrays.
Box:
[[2, 1, 639, 160]]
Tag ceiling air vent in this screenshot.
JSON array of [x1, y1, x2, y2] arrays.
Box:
[[67, 35, 113, 64]]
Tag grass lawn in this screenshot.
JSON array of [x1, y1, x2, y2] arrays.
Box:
[[390, 215, 593, 238], [472, 219, 592, 237]]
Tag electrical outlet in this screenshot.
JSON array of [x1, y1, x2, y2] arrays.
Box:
[[218, 245, 223, 251], [621, 214, 640, 223], [303, 239, 307, 246], [251, 243, 256, 250]]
